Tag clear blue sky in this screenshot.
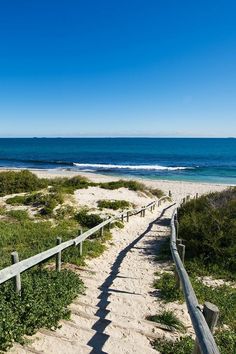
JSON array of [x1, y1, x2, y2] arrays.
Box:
[[0, 0, 236, 137]]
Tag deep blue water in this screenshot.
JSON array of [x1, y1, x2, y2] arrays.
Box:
[[0, 138, 236, 184]]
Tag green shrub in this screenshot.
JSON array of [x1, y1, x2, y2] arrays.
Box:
[[97, 199, 131, 210], [178, 188, 236, 274], [100, 179, 146, 191], [185, 259, 236, 282], [38, 193, 64, 216], [0, 170, 47, 197], [0, 269, 84, 351], [50, 175, 90, 194], [75, 210, 104, 229], [0, 171, 92, 198]]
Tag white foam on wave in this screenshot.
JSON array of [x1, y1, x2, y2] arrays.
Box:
[[73, 163, 194, 171]]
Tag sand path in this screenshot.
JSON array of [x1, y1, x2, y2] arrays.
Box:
[[10, 201, 181, 354]]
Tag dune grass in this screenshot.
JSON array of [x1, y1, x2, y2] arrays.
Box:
[[97, 199, 131, 210], [147, 310, 185, 332]]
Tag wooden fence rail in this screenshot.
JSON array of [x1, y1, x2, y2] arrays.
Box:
[[170, 209, 220, 354], [0, 196, 168, 287]]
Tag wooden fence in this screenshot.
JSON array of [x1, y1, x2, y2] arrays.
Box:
[[171, 208, 220, 354], [0, 196, 168, 294]]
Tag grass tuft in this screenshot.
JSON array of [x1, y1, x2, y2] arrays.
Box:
[[147, 310, 185, 332]]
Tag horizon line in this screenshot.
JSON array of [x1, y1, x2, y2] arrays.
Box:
[[0, 136, 235, 139]]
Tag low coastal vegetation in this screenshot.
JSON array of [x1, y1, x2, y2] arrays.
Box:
[[152, 188, 236, 354], [0, 170, 163, 198], [0, 171, 147, 270], [178, 188, 236, 278], [6, 191, 64, 217], [153, 330, 236, 354], [0, 269, 84, 351], [154, 272, 236, 330], [100, 179, 146, 191], [75, 209, 104, 228], [0, 170, 47, 196], [97, 199, 131, 210]]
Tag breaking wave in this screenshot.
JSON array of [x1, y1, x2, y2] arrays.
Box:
[[73, 163, 195, 171]]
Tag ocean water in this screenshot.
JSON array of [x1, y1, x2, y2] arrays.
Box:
[[0, 138, 236, 184]]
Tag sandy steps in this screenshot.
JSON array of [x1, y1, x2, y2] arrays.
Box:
[[37, 325, 159, 354]]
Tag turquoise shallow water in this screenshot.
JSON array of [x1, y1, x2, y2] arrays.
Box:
[[0, 138, 236, 184]]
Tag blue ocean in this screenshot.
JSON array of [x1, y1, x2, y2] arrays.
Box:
[[0, 138, 236, 184]]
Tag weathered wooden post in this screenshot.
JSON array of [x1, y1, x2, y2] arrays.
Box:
[[11, 251, 21, 294], [174, 239, 185, 290], [121, 214, 124, 222], [192, 302, 219, 354], [175, 210, 179, 238], [176, 238, 183, 248], [143, 209, 146, 217], [178, 244, 185, 264], [174, 266, 180, 290], [56, 237, 62, 272], [127, 211, 130, 222], [100, 226, 104, 237], [168, 190, 172, 198], [80, 229, 83, 256]]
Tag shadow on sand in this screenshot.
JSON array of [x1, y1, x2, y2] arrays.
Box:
[[87, 203, 175, 353]]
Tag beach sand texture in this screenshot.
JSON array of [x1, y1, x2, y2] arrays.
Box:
[[7, 171, 227, 354]]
